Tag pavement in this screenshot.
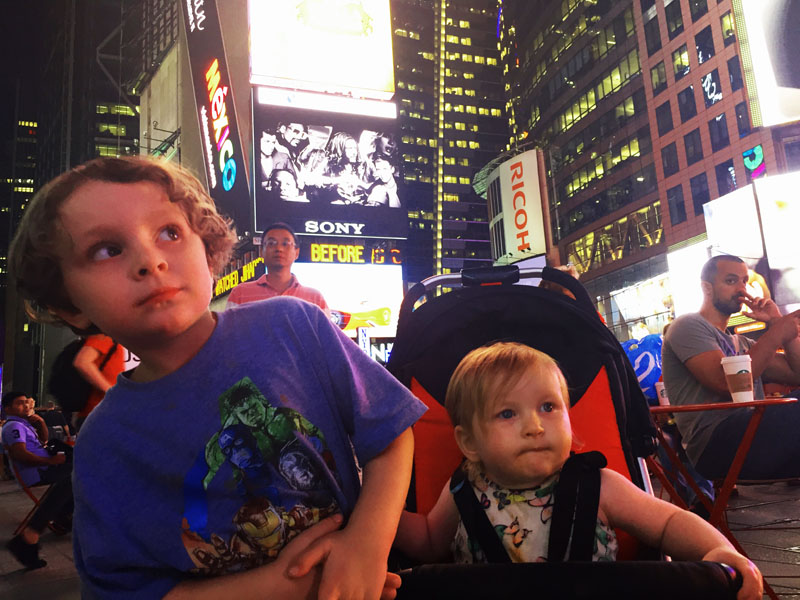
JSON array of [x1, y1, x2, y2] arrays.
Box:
[[0, 476, 799, 599]]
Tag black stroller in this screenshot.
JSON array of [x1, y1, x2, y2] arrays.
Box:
[[386, 265, 742, 599]]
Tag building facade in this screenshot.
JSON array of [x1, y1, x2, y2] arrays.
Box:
[[392, 0, 507, 282], [500, 0, 795, 341]]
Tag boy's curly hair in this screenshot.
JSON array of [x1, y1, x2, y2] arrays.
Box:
[[9, 156, 238, 330]]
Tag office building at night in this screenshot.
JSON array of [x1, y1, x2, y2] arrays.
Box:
[[499, 0, 800, 340]]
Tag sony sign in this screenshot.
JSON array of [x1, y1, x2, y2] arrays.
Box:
[[305, 221, 366, 236]]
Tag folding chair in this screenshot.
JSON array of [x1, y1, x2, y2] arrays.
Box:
[[387, 265, 743, 598], [3, 447, 60, 537], [647, 397, 799, 600]]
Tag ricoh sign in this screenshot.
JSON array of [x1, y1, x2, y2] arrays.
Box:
[[181, 0, 251, 230], [486, 149, 546, 264]]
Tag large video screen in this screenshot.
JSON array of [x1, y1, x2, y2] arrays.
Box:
[[253, 102, 406, 239], [248, 0, 394, 100], [736, 0, 800, 127], [292, 262, 404, 338], [755, 172, 800, 311]]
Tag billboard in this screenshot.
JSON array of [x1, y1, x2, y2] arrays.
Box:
[[486, 149, 546, 264], [735, 0, 800, 127], [181, 0, 251, 229], [754, 172, 800, 310], [253, 101, 405, 239], [248, 0, 394, 100], [292, 262, 404, 338], [701, 171, 800, 315]]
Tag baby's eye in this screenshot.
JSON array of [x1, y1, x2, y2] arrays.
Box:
[[159, 225, 181, 242], [91, 245, 122, 261], [498, 409, 515, 419], [541, 402, 555, 413]]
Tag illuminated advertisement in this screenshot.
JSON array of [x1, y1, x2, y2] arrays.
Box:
[[213, 257, 265, 299], [253, 101, 405, 239], [743, 144, 767, 182], [701, 173, 800, 315], [248, 0, 395, 100], [181, 0, 251, 229], [754, 172, 800, 310], [486, 149, 546, 264], [735, 0, 800, 127], [292, 262, 404, 338]]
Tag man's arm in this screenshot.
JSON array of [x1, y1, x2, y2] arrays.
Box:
[[73, 345, 112, 392], [741, 299, 800, 385], [287, 428, 415, 600], [682, 308, 800, 396], [27, 413, 48, 444], [6, 441, 65, 468]]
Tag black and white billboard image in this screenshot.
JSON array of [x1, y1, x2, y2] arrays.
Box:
[[253, 102, 406, 239]]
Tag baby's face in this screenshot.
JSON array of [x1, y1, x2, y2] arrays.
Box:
[[53, 180, 215, 350], [468, 364, 572, 489]]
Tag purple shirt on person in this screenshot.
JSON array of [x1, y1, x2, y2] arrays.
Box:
[[1, 416, 50, 486]]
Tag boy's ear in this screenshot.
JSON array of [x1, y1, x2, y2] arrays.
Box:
[[49, 306, 93, 331], [454, 425, 481, 464]]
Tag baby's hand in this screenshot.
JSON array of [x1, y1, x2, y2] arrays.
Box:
[[288, 526, 393, 600], [703, 547, 762, 600]]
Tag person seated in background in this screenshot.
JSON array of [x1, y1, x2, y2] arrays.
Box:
[[39, 401, 71, 443], [394, 342, 762, 600], [662, 255, 800, 480], [1, 391, 74, 569]]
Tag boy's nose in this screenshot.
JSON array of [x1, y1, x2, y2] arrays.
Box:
[[133, 247, 167, 278]]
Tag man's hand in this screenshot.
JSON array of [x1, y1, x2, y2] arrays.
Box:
[[740, 294, 782, 323], [287, 527, 396, 600], [703, 547, 762, 600], [48, 453, 66, 466], [766, 311, 800, 346]]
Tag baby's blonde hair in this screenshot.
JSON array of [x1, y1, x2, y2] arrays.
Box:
[[445, 341, 569, 434]]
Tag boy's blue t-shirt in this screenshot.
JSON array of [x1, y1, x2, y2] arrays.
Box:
[[72, 298, 426, 598]]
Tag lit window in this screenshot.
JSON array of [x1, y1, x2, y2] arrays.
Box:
[[474, 56, 485, 64], [394, 28, 408, 37]]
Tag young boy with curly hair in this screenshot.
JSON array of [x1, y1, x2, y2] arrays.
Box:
[[10, 156, 425, 599]]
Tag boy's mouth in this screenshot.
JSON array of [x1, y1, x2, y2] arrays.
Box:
[[137, 287, 181, 306]]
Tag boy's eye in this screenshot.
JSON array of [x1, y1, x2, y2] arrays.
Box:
[[159, 225, 181, 242], [498, 409, 515, 419], [91, 245, 122, 261], [541, 402, 555, 413]]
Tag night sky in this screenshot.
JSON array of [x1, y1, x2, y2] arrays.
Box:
[[0, 2, 46, 159]]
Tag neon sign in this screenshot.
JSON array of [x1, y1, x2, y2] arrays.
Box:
[[743, 145, 766, 181], [181, 0, 251, 230], [309, 243, 402, 265], [205, 59, 236, 192]]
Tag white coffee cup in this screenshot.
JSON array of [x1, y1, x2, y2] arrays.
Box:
[[654, 381, 669, 406], [721, 355, 754, 403]]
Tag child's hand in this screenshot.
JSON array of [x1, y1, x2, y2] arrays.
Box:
[[287, 526, 394, 600], [702, 547, 763, 600]]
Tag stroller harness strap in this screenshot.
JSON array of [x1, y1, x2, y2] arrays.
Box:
[[450, 452, 606, 564], [450, 465, 511, 563], [548, 451, 607, 562]]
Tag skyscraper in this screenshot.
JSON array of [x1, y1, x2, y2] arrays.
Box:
[[393, 0, 507, 283], [499, 0, 795, 340]]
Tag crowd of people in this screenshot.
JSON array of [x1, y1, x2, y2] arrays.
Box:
[[1, 155, 780, 600], [258, 122, 400, 208]]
